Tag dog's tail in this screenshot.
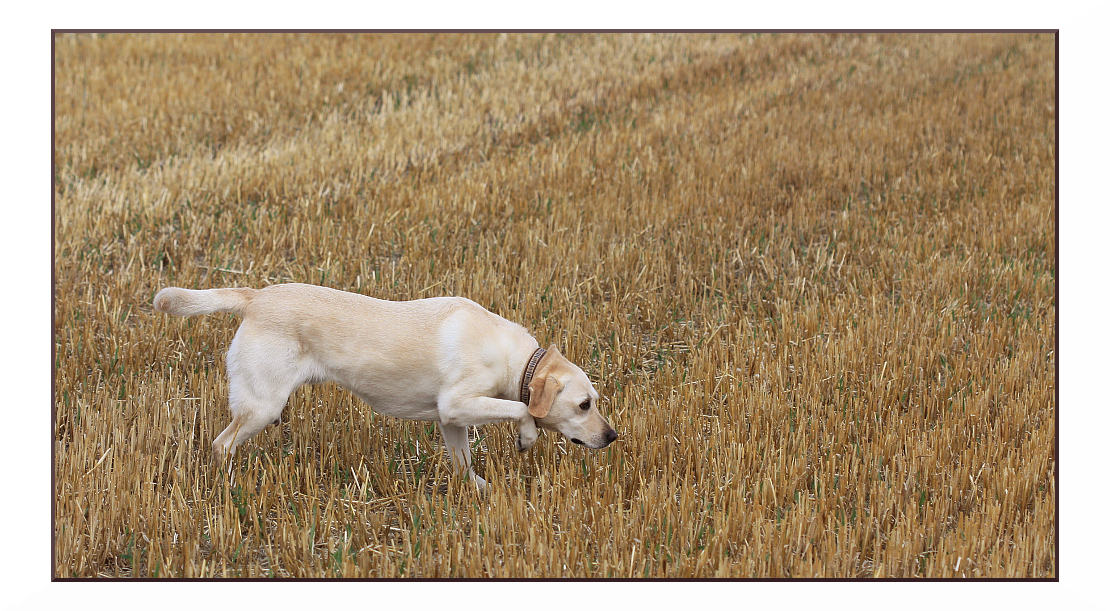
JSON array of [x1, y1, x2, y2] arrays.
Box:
[[153, 287, 256, 318]]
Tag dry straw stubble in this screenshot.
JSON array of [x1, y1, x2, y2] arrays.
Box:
[[54, 32, 1055, 578]]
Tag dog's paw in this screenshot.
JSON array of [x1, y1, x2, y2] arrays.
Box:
[[516, 430, 538, 452], [516, 416, 539, 452], [466, 471, 488, 492]]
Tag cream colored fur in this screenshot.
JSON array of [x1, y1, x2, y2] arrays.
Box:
[[153, 283, 618, 490]]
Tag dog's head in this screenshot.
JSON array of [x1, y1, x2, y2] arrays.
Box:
[[527, 345, 618, 449]]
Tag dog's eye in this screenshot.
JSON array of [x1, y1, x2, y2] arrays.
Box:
[[579, 400, 590, 411]]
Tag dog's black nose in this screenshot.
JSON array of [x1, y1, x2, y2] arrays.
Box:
[[604, 429, 618, 444]]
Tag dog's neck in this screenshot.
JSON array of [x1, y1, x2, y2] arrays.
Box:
[[518, 347, 547, 404]]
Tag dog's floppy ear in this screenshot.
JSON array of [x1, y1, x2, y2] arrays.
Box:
[[528, 375, 562, 419], [527, 345, 564, 419]]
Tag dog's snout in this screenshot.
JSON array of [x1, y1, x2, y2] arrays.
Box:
[[604, 428, 618, 445]]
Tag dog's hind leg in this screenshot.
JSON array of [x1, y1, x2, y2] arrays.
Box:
[[438, 422, 487, 491], [212, 327, 312, 466]]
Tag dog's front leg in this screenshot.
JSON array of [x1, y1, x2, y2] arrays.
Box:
[[439, 394, 538, 456], [438, 422, 487, 491]]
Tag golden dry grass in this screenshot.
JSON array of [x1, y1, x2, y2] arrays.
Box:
[[53, 32, 1055, 578]]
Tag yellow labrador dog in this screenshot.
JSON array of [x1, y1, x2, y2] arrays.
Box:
[[153, 283, 617, 489]]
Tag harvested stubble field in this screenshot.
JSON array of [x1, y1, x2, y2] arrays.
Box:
[[53, 32, 1055, 578]]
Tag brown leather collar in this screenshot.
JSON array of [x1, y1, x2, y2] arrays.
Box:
[[519, 347, 547, 404]]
